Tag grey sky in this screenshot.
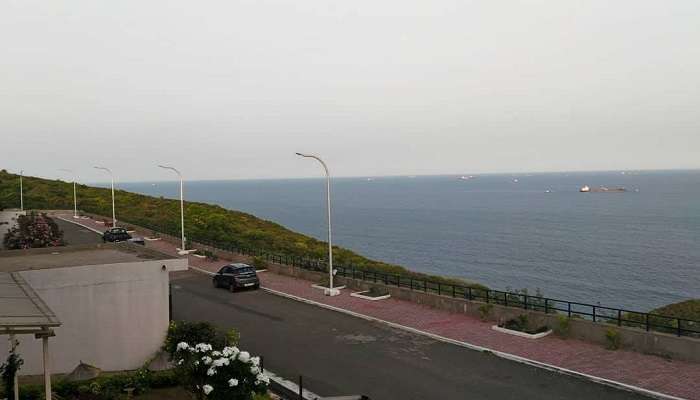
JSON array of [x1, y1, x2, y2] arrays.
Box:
[[2, 0, 699, 182]]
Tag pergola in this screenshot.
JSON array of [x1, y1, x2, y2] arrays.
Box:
[[0, 272, 61, 400]]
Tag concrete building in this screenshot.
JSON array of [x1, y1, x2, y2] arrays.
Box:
[[0, 243, 187, 376]]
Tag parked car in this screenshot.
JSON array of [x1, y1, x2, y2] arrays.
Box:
[[102, 227, 132, 243], [127, 237, 146, 246], [212, 263, 260, 292]]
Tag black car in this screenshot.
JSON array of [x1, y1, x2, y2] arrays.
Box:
[[102, 227, 132, 243], [212, 263, 260, 292]]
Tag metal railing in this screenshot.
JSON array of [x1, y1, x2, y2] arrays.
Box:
[[120, 217, 700, 339]]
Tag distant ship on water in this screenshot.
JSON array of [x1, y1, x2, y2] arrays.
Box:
[[580, 185, 626, 193]]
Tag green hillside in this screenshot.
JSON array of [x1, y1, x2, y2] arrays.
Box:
[[0, 169, 485, 289], [652, 300, 700, 321]]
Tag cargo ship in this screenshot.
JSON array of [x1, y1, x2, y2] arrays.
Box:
[[580, 185, 626, 193]]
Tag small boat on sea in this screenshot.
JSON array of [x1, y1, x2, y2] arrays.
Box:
[[580, 185, 591, 193]]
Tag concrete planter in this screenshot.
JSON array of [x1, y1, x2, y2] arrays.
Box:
[[492, 325, 553, 339], [311, 284, 346, 291], [191, 254, 206, 259], [350, 290, 391, 301]]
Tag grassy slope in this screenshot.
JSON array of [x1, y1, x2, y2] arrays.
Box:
[[651, 300, 700, 321], [0, 169, 485, 289]]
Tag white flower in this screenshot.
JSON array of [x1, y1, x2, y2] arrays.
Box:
[[202, 384, 213, 395], [195, 343, 213, 353], [202, 356, 213, 365], [177, 359, 184, 366], [228, 378, 239, 387], [256, 373, 270, 385], [222, 346, 239, 358], [250, 356, 260, 367], [176, 342, 190, 351], [238, 351, 250, 363], [194, 361, 200, 366], [213, 358, 229, 367], [250, 366, 260, 375], [207, 367, 217, 376], [211, 351, 221, 357]]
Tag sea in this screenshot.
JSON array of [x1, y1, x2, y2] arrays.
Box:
[[117, 170, 700, 312]]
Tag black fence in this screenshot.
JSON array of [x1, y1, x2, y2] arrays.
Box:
[[124, 218, 700, 339]]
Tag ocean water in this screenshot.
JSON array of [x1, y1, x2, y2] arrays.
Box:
[[118, 170, 700, 311]]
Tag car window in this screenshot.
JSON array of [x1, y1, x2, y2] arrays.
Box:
[[218, 267, 228, 274], [234, 267, 255, 274]]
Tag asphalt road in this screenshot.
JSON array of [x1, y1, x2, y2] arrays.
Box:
[[54, 217, 103, 245], [171, 271, 648, 400]]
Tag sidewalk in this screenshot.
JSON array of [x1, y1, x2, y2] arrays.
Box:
[[56, 213, 700, 400]]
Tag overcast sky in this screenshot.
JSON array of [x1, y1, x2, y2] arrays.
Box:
[[2, 0, 699, 182]]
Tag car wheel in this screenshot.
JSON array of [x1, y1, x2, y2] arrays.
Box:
[[212, 279, 218, 288], [229, 283, 236, 293]]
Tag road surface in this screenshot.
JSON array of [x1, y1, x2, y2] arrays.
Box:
[[171, 271, 647, 400]]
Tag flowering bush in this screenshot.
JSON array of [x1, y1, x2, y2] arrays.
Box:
[[174, 342, 269, 400], [3, 212, 65, 249]]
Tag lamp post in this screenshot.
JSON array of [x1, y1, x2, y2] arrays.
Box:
[[19, 170, 24, 211], [59, 169, 78, 218], [158, 165, 187, 254], [295, 152, 338, 296], [93, 166, 116, 227]]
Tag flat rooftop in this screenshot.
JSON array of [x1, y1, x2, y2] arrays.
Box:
[[0, 243, 176, 273]]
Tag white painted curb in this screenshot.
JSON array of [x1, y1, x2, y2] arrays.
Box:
[[350, 291, 391, 301], [492, 325, 553, 339], [259, 287, 686, 400]]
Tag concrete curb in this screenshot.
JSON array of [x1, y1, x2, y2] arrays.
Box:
[[258, 287, 686, 400]]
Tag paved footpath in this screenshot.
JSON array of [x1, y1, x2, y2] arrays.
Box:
[[56, 213, 700, 400]]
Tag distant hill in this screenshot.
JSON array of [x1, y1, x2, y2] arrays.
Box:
[[0, 169, 486, 289]]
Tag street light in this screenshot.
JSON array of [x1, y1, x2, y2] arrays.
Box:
[[295, 152, 339, 296], [158, 165, 187, 254], [93, 166, 116, 227], [59, 169, 78, 218], [19, 170, 24, 211]]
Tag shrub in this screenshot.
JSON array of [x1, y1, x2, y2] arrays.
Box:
[[554, 315, 571, 338], [173, 342, 269, 400], [164, 321, 224, 359], [1, 352, 24, 398], [478, 304, 493, 321], [605, 328, 622, 350], [3, 212, 65, 249], [251, 256, 267, 270], [226, 328, 241, 347], [204, 249, 219, 261]]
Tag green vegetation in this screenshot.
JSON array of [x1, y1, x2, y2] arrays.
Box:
[[478, 303, 493, 321], [3, 212, 65, 249], [0, 170, 486, 290], [605, 328, 622, 350], [553, 315, 572, 338], [651, 300, 700, 321]]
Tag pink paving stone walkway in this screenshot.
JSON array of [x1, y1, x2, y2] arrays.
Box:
[[57, 213, 700, 400]]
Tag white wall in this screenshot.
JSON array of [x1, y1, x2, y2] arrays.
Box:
[[2, 258, 186, 375], [0, 210, 25, 247]]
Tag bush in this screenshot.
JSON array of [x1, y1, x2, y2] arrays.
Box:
[[554, 315, 571, 338], [251, 256, 267, 270], [605, 328, 622, 350], [3, 212, 65, 249], [173, 342, 269, 400], [164, 321, 224, 359], [478, 304, 493, 321]]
